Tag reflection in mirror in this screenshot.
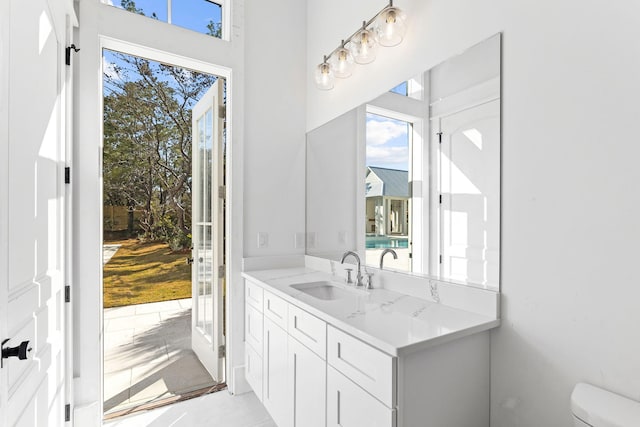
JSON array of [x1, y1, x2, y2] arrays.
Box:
[[365, 113, 412, 272], [306, 34, 501, 291]]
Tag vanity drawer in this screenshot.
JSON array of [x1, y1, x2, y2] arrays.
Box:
[[327, 366, 396, 427], [245, 280, 264, 312], [245, 343, 263, 402], [327, 326, 396, 408], [264, 290, 288, 330], [288, 304, 326, 359], [245, 302, 263, 355]]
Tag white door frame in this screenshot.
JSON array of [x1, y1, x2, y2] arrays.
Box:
[[0, 0, 10, 421], [74, 2, 246, 423], [97, 36, 233, 416]]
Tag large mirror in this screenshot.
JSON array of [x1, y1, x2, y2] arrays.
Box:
[[306, 34, 501, 291]]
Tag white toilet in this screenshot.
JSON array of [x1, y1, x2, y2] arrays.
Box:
[[572, 383, 640, 426]]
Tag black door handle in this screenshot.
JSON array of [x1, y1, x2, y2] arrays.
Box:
[[1, 339, 32, 367]]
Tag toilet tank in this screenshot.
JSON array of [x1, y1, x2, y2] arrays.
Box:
[[572, 383, 640, 427]]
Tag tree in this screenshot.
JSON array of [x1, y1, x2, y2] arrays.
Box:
[[103, 50, 218, 248]]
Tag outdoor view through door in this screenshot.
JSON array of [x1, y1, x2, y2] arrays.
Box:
[[102, 48, 226, 418]]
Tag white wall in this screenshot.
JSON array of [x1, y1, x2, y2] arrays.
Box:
[[244, 0, 307, 257], [307, 0, 640, 425]]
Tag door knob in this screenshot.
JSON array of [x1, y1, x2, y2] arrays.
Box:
[[1, 339, 32, 368], [186, 257, 194, 265]]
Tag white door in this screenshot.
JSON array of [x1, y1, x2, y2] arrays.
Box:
[[0, 0, 70, 426], [191, 80, 225, 382], [438, 99, 500, 287]]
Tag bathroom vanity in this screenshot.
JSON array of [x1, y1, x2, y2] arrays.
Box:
[[242, 33, 503, 427], [242, 265, 499, 427]]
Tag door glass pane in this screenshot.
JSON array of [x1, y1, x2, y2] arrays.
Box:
[[197, 115, 207, 331], [205, 107, 214, 339]]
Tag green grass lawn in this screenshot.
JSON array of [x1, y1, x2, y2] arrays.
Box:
[[103, 239, 191, 308]]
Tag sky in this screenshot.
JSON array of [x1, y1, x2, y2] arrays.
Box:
[[102, 0, 222, 35], [102, 0, 222, 98], [366, 112, 410, 171]]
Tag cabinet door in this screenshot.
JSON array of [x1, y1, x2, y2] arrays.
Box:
[[246, 302, 263, 354], [245, 343, 263, 401], [327, 366, 396, 427], [290, 338, 326, 427], [264, 317, 292, 427]]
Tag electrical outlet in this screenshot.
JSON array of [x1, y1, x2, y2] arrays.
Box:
[[257, 232, 269, 248]]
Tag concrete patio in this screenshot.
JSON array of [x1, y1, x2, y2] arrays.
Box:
[[104, 298, 217, 416]]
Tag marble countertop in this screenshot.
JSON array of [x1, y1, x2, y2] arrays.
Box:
[[242, 267, 500, 357]]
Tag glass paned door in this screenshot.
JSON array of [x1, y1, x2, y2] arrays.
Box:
[[191, 79, 225, 382]]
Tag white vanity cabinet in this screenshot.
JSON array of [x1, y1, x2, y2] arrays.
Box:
[[244, 277, 492, 427], [246, 281, 327, 427], [289, 335, 326, 427], [327, 366, 395, 427], [263, 316, 291, 427], [244, 281, 264, 401]]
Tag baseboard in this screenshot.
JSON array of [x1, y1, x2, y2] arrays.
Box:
[[231, 364, 251, 395], [73, 401, 100, 427]]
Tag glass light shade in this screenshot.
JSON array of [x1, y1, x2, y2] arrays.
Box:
[[374, 6, 407, 47], [315, 62, 335, 90], [329, 47, 355, 78], [349, 27, 378, 64]]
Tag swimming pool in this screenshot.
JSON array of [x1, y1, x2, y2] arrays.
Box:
[[365, 235, 409, 249]]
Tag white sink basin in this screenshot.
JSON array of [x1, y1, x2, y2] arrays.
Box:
[[290, 281, 357, 301]]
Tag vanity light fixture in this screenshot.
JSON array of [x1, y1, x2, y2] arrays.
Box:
[[351, 22, 379, 64], [314, 55, 335, 91], [329, 40, 355, 78], [315, 0, 407, 90]]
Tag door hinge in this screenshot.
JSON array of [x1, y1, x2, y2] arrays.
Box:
[[64, 167, 71, 184], [218, 344, 226, 358], [218, 265, 225, 279], [65, 403, 71, 422], [65, 285, 71, 303], [437, 132, 443, 143], [408, 252, 412, 259], [218, 185, 225, 199], [65, 44, 80, 66], [439, 194, 442, 204], [439, 255, 443, 264], [218, 105, 226, 120]]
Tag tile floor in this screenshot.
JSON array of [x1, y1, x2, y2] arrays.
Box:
[[104, 390, 275, 427], [104, 298, 216, 415]]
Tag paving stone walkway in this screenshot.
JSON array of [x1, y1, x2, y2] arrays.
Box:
[[103, 244, 122, 265], [104, 298, 216, 415]]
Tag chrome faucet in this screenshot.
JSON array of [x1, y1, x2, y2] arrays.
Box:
[[340, 251, 363, 287], [379, 248, 398, 269]]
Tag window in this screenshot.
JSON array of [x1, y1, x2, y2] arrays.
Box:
[[103, 0, 225, 38], [389, 78, 424, 100], [389, 81, 408, 96]]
